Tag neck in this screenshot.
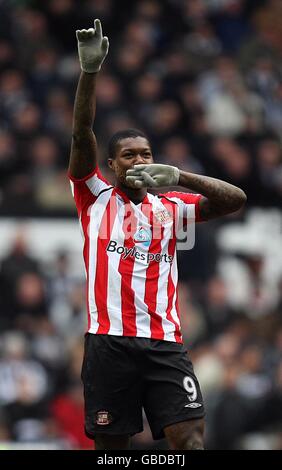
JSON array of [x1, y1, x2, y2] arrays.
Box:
[[116, 181, 147, 203]]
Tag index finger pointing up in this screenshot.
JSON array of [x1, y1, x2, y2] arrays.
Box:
[[94, 19, 102, 37]]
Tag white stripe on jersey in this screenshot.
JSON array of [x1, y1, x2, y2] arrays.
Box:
[[88, 189, 113, 333], [169, 252, 181, 330], [69, 180, 74, 197], [157, 220, 176, 342], [131, 202, 152, 338], [86, 173, 110, 196], [107, 200, 125, 335]]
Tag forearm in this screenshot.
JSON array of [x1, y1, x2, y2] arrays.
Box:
[[178, 170, 247, 218], [69, 71, 98, 178], [69, 20, 108, 178], [72, 71, 97, 135]]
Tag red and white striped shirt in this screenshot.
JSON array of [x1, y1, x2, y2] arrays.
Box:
[[69, 166, 202, 343]]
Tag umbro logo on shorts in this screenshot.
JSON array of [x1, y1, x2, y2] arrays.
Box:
[[184, 402, 202, 408]]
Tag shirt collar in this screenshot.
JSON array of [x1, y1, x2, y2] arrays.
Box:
[[113, 187, 150, 206]]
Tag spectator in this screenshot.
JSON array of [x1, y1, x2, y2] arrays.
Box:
[[0, 331, 50, 442], [50, 379, 93, 449]]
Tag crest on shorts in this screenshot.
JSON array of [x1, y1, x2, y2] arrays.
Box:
[[154, 208, 173, 224], [96, 410, 112, 425]]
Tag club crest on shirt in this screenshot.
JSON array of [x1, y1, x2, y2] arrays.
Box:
[[133, 226, 152, 247], [154, 208, 173, 224]]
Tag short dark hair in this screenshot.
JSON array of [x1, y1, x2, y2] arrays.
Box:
[[108, 128, 149, 159]]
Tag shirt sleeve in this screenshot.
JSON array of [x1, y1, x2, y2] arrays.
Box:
[[68, 166, 112, 217], [161, 191, 203, 223]]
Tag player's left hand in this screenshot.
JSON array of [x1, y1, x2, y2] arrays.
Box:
[[126, 164, 180, 188]]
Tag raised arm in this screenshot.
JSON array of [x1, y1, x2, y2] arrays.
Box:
[[68, 20, 109, 179], [126, 164, 247, 220]]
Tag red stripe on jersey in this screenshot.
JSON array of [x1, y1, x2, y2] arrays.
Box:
[[69, 167, 111, 217], [95, 167, 112, 186], [144, 203, 164, 340], [95, 197, 117, 334], [118, 202, 138, 336], [73, 182, 97, 217]]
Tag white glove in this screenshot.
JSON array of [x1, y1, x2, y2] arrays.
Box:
[[126, 164, 180, 188], [76, 19, 109, 73]]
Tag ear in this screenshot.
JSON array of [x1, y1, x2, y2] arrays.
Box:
[[108, 158, 115, 170]]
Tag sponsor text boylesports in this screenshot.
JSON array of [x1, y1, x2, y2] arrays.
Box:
[[106, 240, 173, 264]]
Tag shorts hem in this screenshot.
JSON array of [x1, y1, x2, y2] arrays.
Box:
[[85, 427, 144, 440]]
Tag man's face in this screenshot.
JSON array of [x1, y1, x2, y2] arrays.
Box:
[[108, 137, 154, 188]]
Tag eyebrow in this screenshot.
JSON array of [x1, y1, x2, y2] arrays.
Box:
[[121, 148, 151, 152]]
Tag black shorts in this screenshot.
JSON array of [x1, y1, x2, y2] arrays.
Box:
[[81, 333, 205, 440]]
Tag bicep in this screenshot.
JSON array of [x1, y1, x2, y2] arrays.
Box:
[[69, 129, 97, 179]]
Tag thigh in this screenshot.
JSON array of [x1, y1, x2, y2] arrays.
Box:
[[81, 334, 143, 439], [142, 341, 205, 440], [164, 417, 205, 450]]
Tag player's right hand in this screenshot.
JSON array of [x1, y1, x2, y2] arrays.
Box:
[[76, 19, 109, 73]]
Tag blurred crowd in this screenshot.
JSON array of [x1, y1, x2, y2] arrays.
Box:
[[0, 0, 282, 213], [0, 0, 282, 450]]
